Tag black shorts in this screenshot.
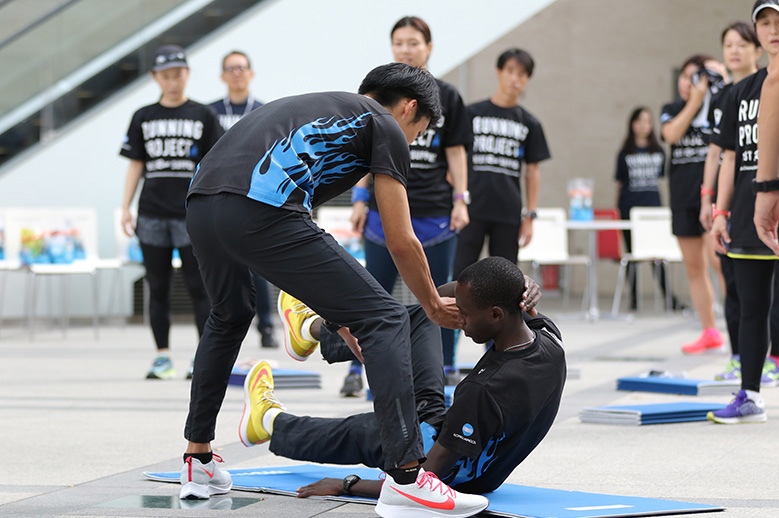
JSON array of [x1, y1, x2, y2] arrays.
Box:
[[672, 209, 705, 237]]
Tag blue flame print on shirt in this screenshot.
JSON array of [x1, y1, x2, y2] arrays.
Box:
[[248, 113, 371, 210], [447, 432, 506, 486]]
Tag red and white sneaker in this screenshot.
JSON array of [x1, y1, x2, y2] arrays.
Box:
[[375, 468, 488, 518], [681, 328, 724, 354], [180, 454, 232, 499]]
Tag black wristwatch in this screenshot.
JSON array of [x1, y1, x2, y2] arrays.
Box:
[[752, 178, 779, 193], [522, 208, 537, 220], [343, 474, 361, 495]]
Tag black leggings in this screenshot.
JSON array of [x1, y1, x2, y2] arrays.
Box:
[[732, 258, 776, 392], [719, 254, 779, 357], [185, 194, 424, 469], [139, 243, 210, 350], [452, 219, 520, 280]]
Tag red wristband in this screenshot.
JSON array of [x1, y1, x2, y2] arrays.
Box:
[[712, 208, 730, 219], [701, 187, 715, 197]]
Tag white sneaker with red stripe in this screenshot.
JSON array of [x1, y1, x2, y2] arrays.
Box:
[[180, 454, 233, 499], [375, 468, 488, 517]]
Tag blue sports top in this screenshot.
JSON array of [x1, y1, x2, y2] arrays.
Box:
[[189, 92, 409, 213]]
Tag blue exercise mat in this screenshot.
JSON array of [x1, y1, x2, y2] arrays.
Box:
[[617, 377, 738, 396], [228, 367, 321, 389], [580, 402, 728, 425], [145, 464, 723, 517]]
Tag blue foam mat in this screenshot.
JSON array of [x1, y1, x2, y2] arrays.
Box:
[[617, 377, 738, 396], [580, 402, 729, 425], [228, 367, 321, 387], [145, 464, 723, 517]]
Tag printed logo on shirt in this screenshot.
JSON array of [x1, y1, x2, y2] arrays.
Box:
[[140, 118, 205, 162], [462, 423, 474, 437], [471, 115, 530, 176], [410, 115, 445, 165], [625, 152, 664, 191], [671, 132, 708, 165], [736, 99, 760, 168]]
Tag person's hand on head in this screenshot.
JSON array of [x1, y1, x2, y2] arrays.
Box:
[[426, 296, 465, 329], [690, 74, 709, 104], [520, 276, 540, 316], [704, 60, 730, 84]]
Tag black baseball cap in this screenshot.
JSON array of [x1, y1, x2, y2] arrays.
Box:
[[151, 44, 188, 72], [753, 0, 779, 22]]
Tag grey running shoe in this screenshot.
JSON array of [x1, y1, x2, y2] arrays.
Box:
[[146, 355, 174, 380], [340, 372, 363, 397]]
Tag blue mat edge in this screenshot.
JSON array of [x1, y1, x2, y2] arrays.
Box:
[[145, 465, 725, 518]]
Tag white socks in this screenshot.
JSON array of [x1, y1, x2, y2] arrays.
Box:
[[301, 317, 318, 343], [262, 407, 283, 435]]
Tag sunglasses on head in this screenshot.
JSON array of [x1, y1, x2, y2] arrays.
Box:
[[155, 52, 186, 65]]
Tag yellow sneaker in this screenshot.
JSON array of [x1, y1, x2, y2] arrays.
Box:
[[277, 291, 319, 361], [239, 361, 285, 447]]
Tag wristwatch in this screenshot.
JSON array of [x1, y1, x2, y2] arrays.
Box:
[[343, 474, 361, 495], [453, 190, 471, 205], [752, 178, 779, 193], [522, 209, 537, 220]]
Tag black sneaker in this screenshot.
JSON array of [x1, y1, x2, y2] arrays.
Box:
[[259, 327, 279, 349], [340, 372, 363, 397]]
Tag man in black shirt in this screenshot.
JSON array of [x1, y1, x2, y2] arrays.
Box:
[[453, 49, 550, 279], [181, 62, 483, 517], [243, 257, 565, 506], [208, 51, 277, 350]]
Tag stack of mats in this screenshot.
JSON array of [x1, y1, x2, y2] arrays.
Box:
[[228, 367, 321, 389], [580, 402, 728, 425], [616, 376, 738, 396]]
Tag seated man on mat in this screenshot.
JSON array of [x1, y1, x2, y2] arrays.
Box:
[[241, 257, 566, 511]]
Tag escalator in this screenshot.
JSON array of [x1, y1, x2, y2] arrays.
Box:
[[0, 0, 266, 170]]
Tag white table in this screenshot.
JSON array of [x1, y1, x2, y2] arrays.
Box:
[[566, 219, 632, 321]]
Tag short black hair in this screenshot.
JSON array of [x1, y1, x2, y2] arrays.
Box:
[[497, 48, 535, 77], [457, 257, 526, 315], [358, 62, 442, 125], [223, 50, 251, 70], [681, 54, 712, 72]]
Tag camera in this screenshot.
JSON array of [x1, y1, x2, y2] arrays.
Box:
[[691, 67, 727, 93]]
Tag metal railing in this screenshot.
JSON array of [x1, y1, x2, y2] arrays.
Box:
[[0, 0, 265, 170]]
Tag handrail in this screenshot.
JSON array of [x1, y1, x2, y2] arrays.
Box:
[[0, 0, 81, 52], [0, 0, 213, 137]]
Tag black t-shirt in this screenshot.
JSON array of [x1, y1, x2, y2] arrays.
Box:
[[436, 313, 566, 494], [368, 79, 470, 218], [615, 148, 664, 211], [660, 100, 709, 212], [189, 92, 410, 213], [120, 100, 223, 218], [708, 83, 732, 145], [208, 96, 263, 131], [712, 68, 773, 255], [467, 100, 551, 225]]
